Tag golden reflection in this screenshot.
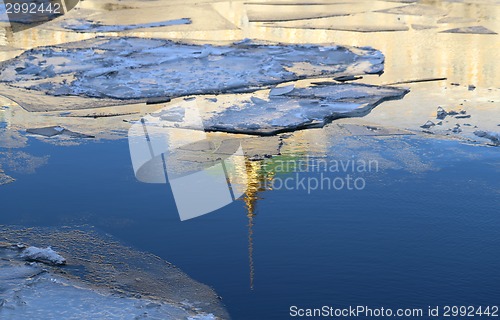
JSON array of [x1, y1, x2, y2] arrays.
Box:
[[242, 158, 276, 290], [244, 160, 262, 291]]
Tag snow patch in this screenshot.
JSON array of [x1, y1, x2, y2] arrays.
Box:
[[20, 246, 66, 266]]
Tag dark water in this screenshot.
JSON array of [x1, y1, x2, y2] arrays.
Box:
[[0, 136, 499, 319]]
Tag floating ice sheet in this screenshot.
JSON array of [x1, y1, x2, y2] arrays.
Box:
[[146, 83, 408, 136], [204, 83, 408, 135], [0, 37, 384, 108]]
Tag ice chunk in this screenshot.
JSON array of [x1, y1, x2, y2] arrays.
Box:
[[204, 83, 409, 135], [437, 106, 448, 120], [474, 131, 500, 145], [133, 83, 407, 136], [20, 246, 66, 265], [269, 84, 295, 96], [0, 37, 385, 106], [420, 121, 436, 129], [451, 124, 462, 133]]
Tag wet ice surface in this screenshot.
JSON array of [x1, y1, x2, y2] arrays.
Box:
[[203, 83, 408, 135], [0, 271, 208, 319], [0, 228, 225, 319], [0, 37, 384, 105], [0, 36, 410, 136]]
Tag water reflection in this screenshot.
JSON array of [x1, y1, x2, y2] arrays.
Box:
[[243, 159, 274, 290]]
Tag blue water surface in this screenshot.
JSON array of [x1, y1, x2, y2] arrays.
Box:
[[0, 135, 499, 320]]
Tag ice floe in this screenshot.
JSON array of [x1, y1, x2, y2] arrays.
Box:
[[436, 106, 462, 120], [202, 83, 409, 135], [0, 37, 384, 105], [130, 82, 407, 136]]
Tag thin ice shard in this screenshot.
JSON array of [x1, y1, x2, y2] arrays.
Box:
[[440, 26, 497, 34], [61, 18, 192, 32]]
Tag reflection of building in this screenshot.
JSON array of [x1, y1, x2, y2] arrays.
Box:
[[242, 160, 269, 290], [243, 155, 296, 289]]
